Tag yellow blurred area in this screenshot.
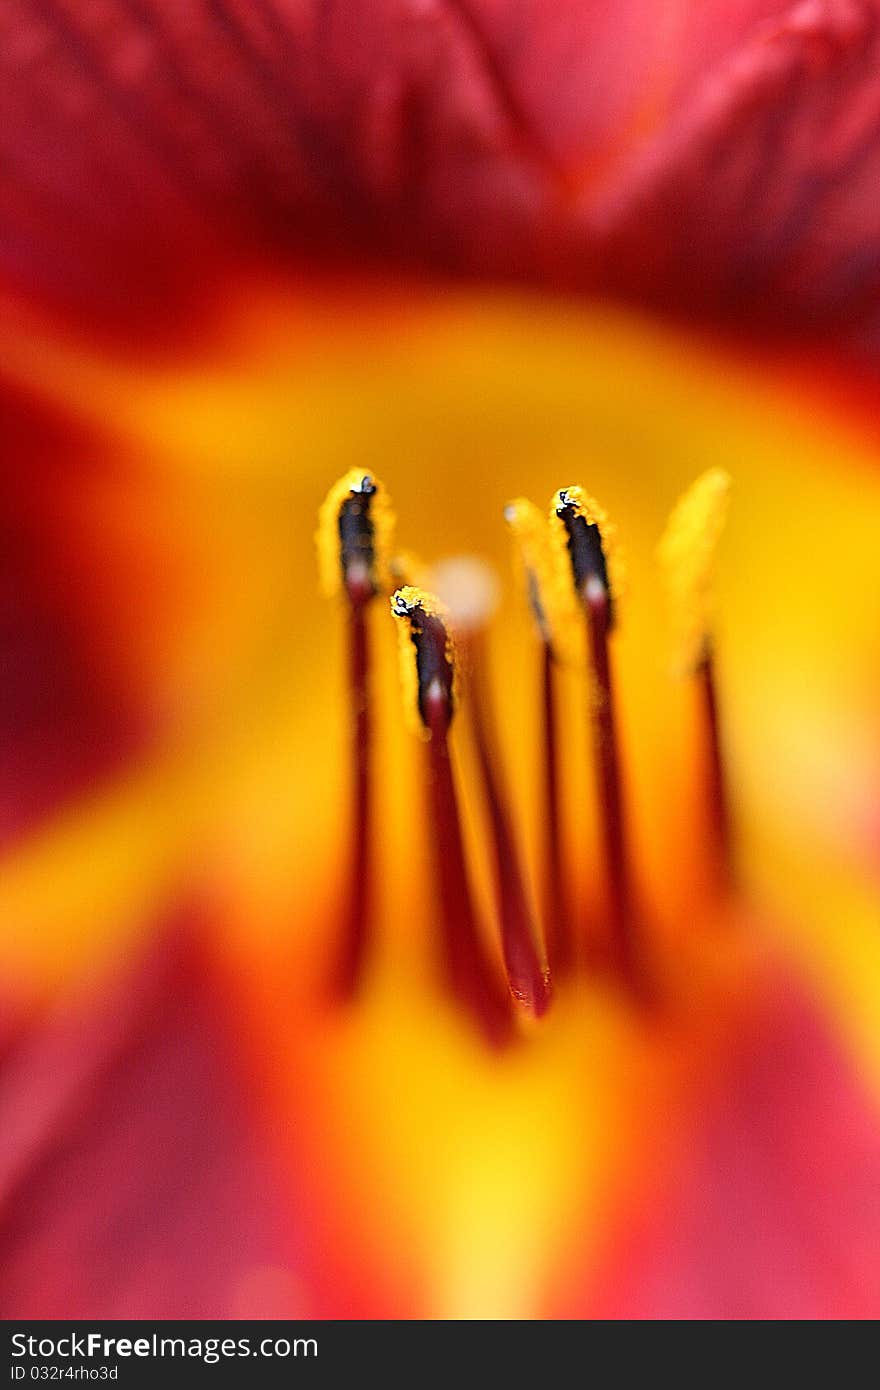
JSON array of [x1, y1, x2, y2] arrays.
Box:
[[235, 930, 765, 1318], [2, 279, 880, 1312]]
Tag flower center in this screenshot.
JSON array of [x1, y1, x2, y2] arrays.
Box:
[[319, 466, 733, 1043]]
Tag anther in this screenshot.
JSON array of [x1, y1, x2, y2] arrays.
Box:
[[338, 474, 378, 605], [555, 489, 615, 626], [317, 468, 394, 605], [391, 586, 457, 735]]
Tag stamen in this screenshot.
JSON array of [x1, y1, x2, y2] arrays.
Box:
[[391, 588, 512, 1045], [468, 634, 552, 1016], [338, 476, 379, 605], [433, 556, 551, 1016], [317, 470, 395, 997], [337, 597, 371, 995], [317, 469, 394, 604], [551, 486, 635, 982], [697, 644, 732, 889], [505, 500, 573, 974], [557, 499, 613, 622], [658, 469, 733, 889], [540, 637, 571, 974], [391, 586, 457, 738], [551, 486, 624, 618]]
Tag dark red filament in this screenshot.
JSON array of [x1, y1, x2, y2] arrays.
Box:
[[334, 595, 372, 997], [541, 640, 572, 975], [696, 648, 733, 893], [466, 635, 551, 1016], [424, 687, 513, 1047], [585, 583, 635, 982]]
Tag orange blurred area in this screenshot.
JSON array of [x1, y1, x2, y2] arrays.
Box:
[[2, 276, 880, 1315]]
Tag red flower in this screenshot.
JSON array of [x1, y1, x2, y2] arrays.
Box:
[[2, 1, 880, 347], [1, 2, 879, 1321]]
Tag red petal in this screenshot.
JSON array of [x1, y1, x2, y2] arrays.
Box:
[[562, 975, 880, 1318], [2, 2, 880, 345], [0, 382, 146, 846], [0, 917, 301, 1317], [594, 0, 880, 346]]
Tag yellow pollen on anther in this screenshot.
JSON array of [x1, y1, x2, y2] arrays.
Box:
[[657, 468, 732, 674], [390, 586, 458, 739], [548, 485, 625, 610], [316, 468, 395, 599], [505, 498, 582, 664]]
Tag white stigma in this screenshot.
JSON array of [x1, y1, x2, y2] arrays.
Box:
[[428, 555, 500, 635]]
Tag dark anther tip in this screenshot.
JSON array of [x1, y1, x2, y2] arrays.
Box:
[[392, 591, 414, 617]]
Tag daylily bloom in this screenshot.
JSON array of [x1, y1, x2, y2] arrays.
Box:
[[2, 2, 880, 1321]]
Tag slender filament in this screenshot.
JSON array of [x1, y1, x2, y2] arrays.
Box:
[[334, 598, 372, 997], [585, 582, 635, 982], [541, 640, 572, 974], [697, 647, 733, 892], [466, 634, 551, 1016], [424, 687, 513, 1047]]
